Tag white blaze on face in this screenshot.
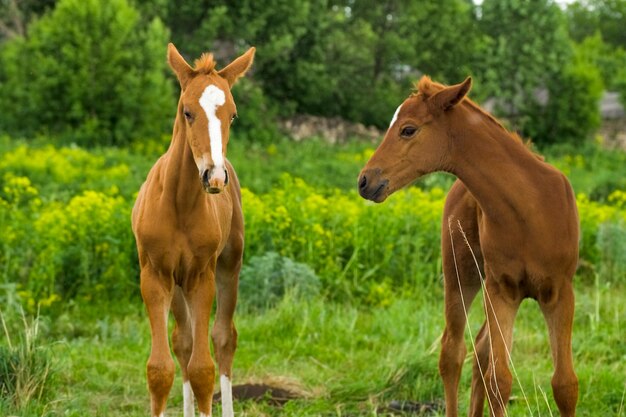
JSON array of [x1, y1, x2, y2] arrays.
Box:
[[199, 84, 226, 173], [220, 374, 234, 417], [183, 381, 194, 417], [389, 104, 403, 129]]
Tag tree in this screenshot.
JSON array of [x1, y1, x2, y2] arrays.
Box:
[[0, 0, 173, 146], [478, 0, 572, 136], [0, 0, 56, 41], [525, 40, 604, 144], [566, 0, 626, 48]]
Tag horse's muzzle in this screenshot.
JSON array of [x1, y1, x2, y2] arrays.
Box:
[[201, 167, 229, 194], [358, 169, 389, 202]]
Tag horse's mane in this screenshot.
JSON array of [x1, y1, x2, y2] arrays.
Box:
[[193, 53, 217, 75], [414, 76, 541, 158]]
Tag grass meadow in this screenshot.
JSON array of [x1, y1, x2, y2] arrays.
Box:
[[0, 135, 625, 416]]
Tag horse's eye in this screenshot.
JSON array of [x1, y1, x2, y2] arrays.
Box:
[[183, 110, 193, 121], [231, 114, 237, 124], [400, 126, 419, 138]]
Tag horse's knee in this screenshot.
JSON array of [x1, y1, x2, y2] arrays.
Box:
[[212, 324, 237, 350], [146, 357, 175, 397], [188, 358, 216, 388], [439, 329, 466, 379]]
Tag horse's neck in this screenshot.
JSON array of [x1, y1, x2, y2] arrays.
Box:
[[448, 108, 550, 223], [162, 121, 204, 212]]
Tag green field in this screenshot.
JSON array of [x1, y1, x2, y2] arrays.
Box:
[[1, 136, 625, 416]]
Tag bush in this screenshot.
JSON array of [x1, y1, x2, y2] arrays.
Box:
[[230, 78, 281, 144], [1, 140, 625, 308], [525, 43, 604, 145], [0, 176, 137, 308], [0, 0, 173, 146], [238, 252, 321, 311], [242, 174, 446, 303]]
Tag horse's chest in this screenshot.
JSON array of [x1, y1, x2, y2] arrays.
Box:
[[136, 205, 228, 276]]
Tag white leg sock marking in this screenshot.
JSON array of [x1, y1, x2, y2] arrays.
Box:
[[220, 374, 234, 417], [183, 381, 195, 417]]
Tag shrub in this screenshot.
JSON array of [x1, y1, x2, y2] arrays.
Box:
[[1, 141, 625, 307], [30, 191, 136, 303], [525, 42, 604, 145], [577, 192, 626, 275], [0, 0, 173, 146], [242, 174, 445, 302], [238, 252, 321, 311]]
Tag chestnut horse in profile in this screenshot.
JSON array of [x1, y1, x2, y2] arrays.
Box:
[[132, 43, 255, 417], [358, 76, 579, 417]]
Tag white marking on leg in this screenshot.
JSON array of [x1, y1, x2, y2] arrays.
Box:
[[183, 381, 195, 417], [199, 85, 226, 171], [220, 374, 234, 417], [199, 413, 211, 417], [389, 103, 403, 129]]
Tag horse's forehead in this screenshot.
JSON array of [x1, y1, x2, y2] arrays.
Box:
[[398, 96, 428, 119], [186, 75, 233, 108]]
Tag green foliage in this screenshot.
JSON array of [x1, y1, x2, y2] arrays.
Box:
[[525, 40, 604, 145], [573, 33, 626, 90], [229, 78, 281, 143], [0, 138, 625, 308], [566, 0, 626, 48], [0, 0, 173, 146], [242, 175, 448, 303], [2, 0, 622, 143], [479, 0, 572, 135], [239, 252, 321, 312]]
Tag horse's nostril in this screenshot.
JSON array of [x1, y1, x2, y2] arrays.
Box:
[[224, 169, 229, 185], [359, 175, 367, 190], [202, 169, 210, 184]]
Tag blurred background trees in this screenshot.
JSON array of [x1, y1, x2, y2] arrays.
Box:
[[0, 0, 624, 147]]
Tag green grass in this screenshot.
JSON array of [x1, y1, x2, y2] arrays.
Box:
[[1, 280, 621, 416]]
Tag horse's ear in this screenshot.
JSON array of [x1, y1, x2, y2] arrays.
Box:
[[218, 47, 256, 87], [428, 77, 472, 113], [168, 43, 194, 89]]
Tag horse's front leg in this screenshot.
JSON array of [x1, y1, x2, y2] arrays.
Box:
[[212, 224, 244, 417], [141, 266, 176, 417], [482, 279, 521, 417], [171, 286, 194, 417], [185, 268, 217, 417]]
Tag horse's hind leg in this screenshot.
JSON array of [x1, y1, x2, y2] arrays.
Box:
[[212, 210, 244, 417], [171, 286, 194, 417], [140, 266, 176, 417], [540, 282, 578, 417]]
